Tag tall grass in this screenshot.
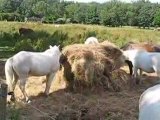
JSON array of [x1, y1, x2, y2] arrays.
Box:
[[0, 21, 160, 58]]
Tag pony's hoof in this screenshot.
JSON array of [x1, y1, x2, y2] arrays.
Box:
[[44, 92, 50, 97], [27, 99, 31, 103], [44, 93, 49, 97], [38, 92, 49, 97], [21, 99, 31, 104]]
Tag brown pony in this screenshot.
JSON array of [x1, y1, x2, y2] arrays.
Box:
[[121, 42, 160, 75], [19, 27, 34, 36]]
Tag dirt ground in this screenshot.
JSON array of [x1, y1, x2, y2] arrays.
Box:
[[0, 61, 158, 120]]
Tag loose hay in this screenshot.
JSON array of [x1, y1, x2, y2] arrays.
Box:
[[58, 41, 127, 92], [110, 69, 131, 91]]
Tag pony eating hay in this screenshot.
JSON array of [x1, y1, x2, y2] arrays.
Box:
[[5, 45, 61, 102], [123, 49, 160, 84], [121, 42, 160, 75]]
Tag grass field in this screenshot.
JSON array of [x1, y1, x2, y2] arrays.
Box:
[[0, 21, 160, 58], [1, 21, 160, 120]]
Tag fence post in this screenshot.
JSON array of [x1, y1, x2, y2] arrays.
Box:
[[0, 83, 8, 120]]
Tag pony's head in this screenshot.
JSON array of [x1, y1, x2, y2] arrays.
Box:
[[122, 50, 130, 60], [46, 45, 61, 55]]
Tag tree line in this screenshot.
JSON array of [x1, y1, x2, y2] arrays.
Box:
[[0, 0, 160, 28]]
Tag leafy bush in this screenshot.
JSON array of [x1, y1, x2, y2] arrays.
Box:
[[0, 32, 19, 46], [34, 39, 50, 51], [42, 16, 54, 24], [14, 39, 34, 52], [54, 18, 66, 24], [34, 30, 68, 51], [66, 18, 72, 23], [84, 31, 97, 40], [0, 13, 23, 21]]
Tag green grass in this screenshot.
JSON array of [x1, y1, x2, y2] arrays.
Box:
[[7, 103, 21, 120], [0, 21, 160, 58]]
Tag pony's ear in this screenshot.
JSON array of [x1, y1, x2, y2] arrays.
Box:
[[49, 45, 53, 49], [58, 45, 63, 51]]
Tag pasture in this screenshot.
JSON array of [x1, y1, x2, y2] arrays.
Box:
[[1, 21, 160, 120]]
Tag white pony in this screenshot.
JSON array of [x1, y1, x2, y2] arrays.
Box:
[[123, 49, 160, 83], [84, 37, 99, 44], [5, 45, 61, 102], [139, 84, 160, 120]]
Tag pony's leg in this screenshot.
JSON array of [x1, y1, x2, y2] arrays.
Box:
[[133, 67, 140, 84], [12, 74, 18, 92], [7, 78, 14, 94], [133, 67, 138, 78], [155, 71, 160, 84], [153, 66, 160, 84], [44, 72, 56, 95], [10, 74, 18, 102], [139, 69, 143, 76], [19, 76, 29, 102]]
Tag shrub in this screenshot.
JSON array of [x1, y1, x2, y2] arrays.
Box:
[[54, 18, 66, 24], [42, 16, 54, 24], [83, 31, 97, 41], [0, 32, 19, 46], [34, 30, 68, 51], [0, 13, 23, 21], [34, 39, 50, 51], [66, 18, 72, 23], [14, 39, 34, 52]]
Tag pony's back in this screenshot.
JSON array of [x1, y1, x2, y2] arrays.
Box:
[[84, 37, 99, 44], [139, 84, 160, 120], [123, 49, 147, 60], [121, 42, 154, 52]]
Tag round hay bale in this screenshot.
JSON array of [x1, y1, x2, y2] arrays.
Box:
[[59, 42, 126, 92]]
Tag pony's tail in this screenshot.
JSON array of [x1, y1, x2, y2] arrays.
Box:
[[5, 58, 14, 94]]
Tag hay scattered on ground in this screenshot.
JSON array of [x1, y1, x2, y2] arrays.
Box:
[[58, 41, 127, 92], [110, 69, 131, 91]]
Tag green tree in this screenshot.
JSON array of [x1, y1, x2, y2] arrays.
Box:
[[126, 5, 138, 26], [0, 0, 23, 13], [85, 3, 100, 24], [18, 0, 37, 17], [65, 3, 79, 22], [137, 3, 156, 28], [0, 0, 159, 27], [100, 0, 128, 27], [32, 1, 47, 17], [73, 4, 87, 23], [154, 9, 160, 26]]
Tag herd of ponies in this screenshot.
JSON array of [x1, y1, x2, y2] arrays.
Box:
[[4, 36, 160, 120]]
